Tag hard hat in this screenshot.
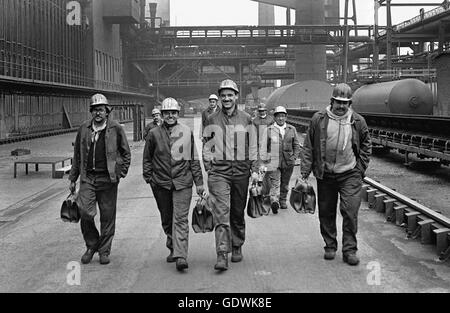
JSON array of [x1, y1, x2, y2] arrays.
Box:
[[274, 106, 287, 115], [90, 93, 112, 112], [331, 83, 352, 102], [151, 108, 161, 116], [258, 103, 268, 111], [218, 79, 239, 94], [160, 97, 180, 111], [209, 94, 219, 101]]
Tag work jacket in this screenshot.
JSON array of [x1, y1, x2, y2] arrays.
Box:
[[261, 123, 301, 170], [253, 114, 275, 143], [143, 121, 160, 140], [69, 119, 131, 184], [203, 106, 258, 178], [301, 110, 371, 180], [143, 122, 203, 190], [200, 106, 219, 139]]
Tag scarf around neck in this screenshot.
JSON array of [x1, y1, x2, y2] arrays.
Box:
[[91, 121, 107, 143], [326, 105, 353, 151]]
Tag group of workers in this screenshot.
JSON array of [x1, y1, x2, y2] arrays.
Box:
[[68, 79, 371, 273]]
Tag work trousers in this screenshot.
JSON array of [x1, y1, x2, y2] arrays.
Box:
[[151, 184, 193, 259], [316, 168, 362, 255], [78, 172, 118, 256], [264, 166, 294, 206], [208, 174, 250, 254]]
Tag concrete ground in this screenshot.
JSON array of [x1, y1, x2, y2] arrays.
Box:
[[0, 116, 449, 293]]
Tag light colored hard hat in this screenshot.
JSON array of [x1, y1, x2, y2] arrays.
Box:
[[274, 106, 287, 115], [209, 94, 219, 101], [218, 79, 239, 94], [151, 108, 161, 116], [332, 83, 353, 102], [160, 97, 180, 111], [258, 103, 268, 111], [90, 93, 112, 112]]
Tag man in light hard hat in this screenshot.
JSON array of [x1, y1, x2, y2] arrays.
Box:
[[203, 79, 259, 271], [252, 103, 274, 144], [300, 83, 371, 266], [260, 105, 301, 213], [200, 94, 220, 143], [143, 107, 162, 140], [69, 93, 131, 265], [143, 97, 205, 271]]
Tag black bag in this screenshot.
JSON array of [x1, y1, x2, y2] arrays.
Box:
[[192, 196, 215, 233], [247, 183, 270, 218], [289, 179, 316, 214], [61, 192, 80, 223]]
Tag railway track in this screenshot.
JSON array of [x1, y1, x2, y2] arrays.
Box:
[[362, 177, 450, 262]]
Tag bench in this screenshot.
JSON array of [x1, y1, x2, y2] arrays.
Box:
[[54, 165, 72, 179], [14, 156, 72, 179]]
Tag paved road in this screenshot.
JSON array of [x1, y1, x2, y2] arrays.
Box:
[[0, 116, 449, 293]]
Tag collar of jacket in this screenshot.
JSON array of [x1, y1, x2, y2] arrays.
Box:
[[87, 118, 111, 130], [316, 109, 361, 123]]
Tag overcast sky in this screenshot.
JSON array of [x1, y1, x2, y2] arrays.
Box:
[[170, 0, 443, 27]]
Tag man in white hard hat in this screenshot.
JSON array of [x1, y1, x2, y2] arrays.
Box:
[[300, 83, 371, 266], [203, 79, 259, 271], [143, 97, 205, 271], [69, 93, 131, 265], [252, 103, 274, 144], [200, 94, 220, 143], [260, 105, 301, 213], [143, 107, 162, 140]]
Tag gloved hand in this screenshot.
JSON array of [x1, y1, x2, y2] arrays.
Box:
[[69, 181, 76, 194], [197, 185, 206, 197]]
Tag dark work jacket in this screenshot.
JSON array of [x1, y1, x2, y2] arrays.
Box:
[[253, 114, 275, 143], [301, 110, 372, 180], [200, 106, 219, 139], [69, 119, 131, 184], [261, 123, 301, 170], [203, 106, 258, 179], [143, 122, 203, 190], [143, 121, 160, 141]]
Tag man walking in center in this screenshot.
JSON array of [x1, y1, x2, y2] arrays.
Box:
[[69, 93, 131, 265], [143, 107, 162, 140], [300, 83, 371, 266], [200, 94, 220, 144], [203, 79, 259, 271], [143, 97, 205, 271]]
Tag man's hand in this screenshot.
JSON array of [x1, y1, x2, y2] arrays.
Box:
[[69, 181, 76, 194], [197, 185, 206, 197]]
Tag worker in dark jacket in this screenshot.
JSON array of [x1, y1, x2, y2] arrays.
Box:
[[69, 93, 131, 265], [143, 97, 204, 271], [261, 106, 301, 213], [143, 108, 162, 140], [252, 103, 274, 144], [200, 94, 220, 143], [300, 83, 371, 266], [203, 79, 259, 271]]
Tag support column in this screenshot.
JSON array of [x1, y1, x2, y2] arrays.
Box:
[[386, 0, 392, 71]]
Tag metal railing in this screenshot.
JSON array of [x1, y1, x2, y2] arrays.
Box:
[[355, 68, 436, 80]]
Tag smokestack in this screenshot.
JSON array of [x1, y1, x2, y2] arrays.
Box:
[[149, 2, 157, 28]]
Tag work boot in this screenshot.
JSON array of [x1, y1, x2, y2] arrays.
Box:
[[99, 253, 110, 265], [280, 201, 288, 210], [214, 253, 228, 271], [271, 201, 279, 214], [324, 249, 336, 260], [343, 253, 360, 266], [176, 258, 189, 271], [231, 246, 243, 263], [166, 249, 176, 263], [81, 248, 96, 264]]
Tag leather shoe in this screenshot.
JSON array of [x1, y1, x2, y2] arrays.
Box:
[[231, 247, 243, 263], [214, 253, 228, 271], [176, 258, 189, 271], [324, 250, 336, 260], [81, 248, 96, 264], [166, 250, 176, 263], [271, 201, 279, 214], [99, 254, 110, 265], [343, 253, 360, 266]]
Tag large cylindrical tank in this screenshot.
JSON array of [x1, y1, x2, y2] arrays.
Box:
[[352, 79, 434, 115]]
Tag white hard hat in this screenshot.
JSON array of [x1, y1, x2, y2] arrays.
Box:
[[218, 79, 239, 94], [209, 94, 219, 101], [274, 106, 287, 115], [151, 108, 161, 116], [160, 97, 180, 111]]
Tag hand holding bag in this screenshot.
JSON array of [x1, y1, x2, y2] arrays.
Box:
[[192, 195, 215, 233], [289, 179, 316, 214], [60, 192, 80, 223]]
